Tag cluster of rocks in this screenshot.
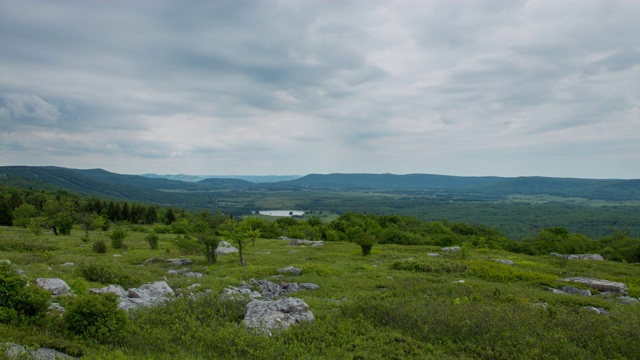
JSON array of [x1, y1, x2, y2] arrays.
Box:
[[2, 342, 76, 360], [279, 236, 324, 246], [89, 281, 175, 311], [223, 275, 320, 336], [441, 246, 461, 253], [548, 277, 639, 309], [550, 253, 604, 261], [223, 278, 320, 300], [561, 277, 628, 295]]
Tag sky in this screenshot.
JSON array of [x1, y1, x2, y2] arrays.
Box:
[[1, 0, 639, 179]]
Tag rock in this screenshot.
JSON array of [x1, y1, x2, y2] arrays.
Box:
[[442, 246, 461, 253], [561, 277, 628, 295], [216, 240, 239, 255], [2, 342, 76, 359], [184, 272, 203, 278], [187, 283, 201, 290], [35, 278, 71, 296], [495, 259, 515, 266], [568, 254, 604, 261], [119, 281, 175, 311], [113, 254, 122, 257], [548, 287, 567, 294], [0, 260, 11, 265], [60, 262, 74, 267], [582, 306, 609, 315], [616, 296, 639, 305], [561, 286, 591, 296], [287, 238, 323, 246], [47, 302, 65, 314], [89, 284, 127, 298], [167, 258, 193, 266], [427, 253, 440, 257], [243, 297, 314, 336], [278, 266, 303, 276], [15, 269, 24, 276], [299, 283, 320, 290]]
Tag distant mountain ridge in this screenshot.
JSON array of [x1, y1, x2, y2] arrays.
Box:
[[1, 166, 638, 202], [142, 173, 301, 183]]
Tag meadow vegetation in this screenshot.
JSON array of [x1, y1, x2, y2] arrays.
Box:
[[1, 186, 640, 359]]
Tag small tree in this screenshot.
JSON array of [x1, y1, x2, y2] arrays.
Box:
[[64, 293, 129, 344], [145, 231, 159, 250], [222, 217, 261, 267], [108, 227, 127, 249], [191, 220, 220, 264], [355, 232, 377, 256]]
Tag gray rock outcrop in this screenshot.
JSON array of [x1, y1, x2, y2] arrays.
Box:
[[278, 266, 303, 276], [223, 278, 320, 300], [216, 240, 239, 255], [35, 278, 71, 296], [495, 259, 515, 266], [567, 254, 604, 261], [243, 297, 314, 336], [442, 246, 461, 253], [91, 281, 175, 311], [561, 286, 592, 296], [2, 342, 76, 360], [561, 277, 628, 295], [287, 238, 323, 246]]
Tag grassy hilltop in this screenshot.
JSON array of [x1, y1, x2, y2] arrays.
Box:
[[1, 224, 639, 359]]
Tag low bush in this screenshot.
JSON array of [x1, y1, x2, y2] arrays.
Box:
[[466, 261, 558, 286], [391, 259, 467, 274], [0, 262, 50, 322], [107, 227, 127, 249], [92, 239, 107, 254], [64, 293, 129, 344], [145, 231, 159, 249], [75, 261, 139, 288]]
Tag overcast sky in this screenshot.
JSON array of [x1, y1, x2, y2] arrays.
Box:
[[1, 1, 638, 179]]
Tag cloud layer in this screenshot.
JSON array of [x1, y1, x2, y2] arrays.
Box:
[[1, 0, 638, 178]]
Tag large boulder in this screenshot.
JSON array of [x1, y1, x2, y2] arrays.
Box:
[[561, 286, 591, 296], [2, 342, 76, 359], [216, 241, 239, 255], [244, 297, 314, 336], [89, 284, 127, 298], [561, 277, 628, 295], [118, 281, 175, 311], [35, 278, 71, 296]]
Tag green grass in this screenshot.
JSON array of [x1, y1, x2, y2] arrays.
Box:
[[1, 225, 639, 359]]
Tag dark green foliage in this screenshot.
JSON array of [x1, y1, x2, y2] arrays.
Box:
[[64, 293, 129, 344], [107, 227, 127, 249], [145, 231, 159, 249], [163, 208, 176, 225], [92, 239, 107, 254], [75, 261, 139, 288], [0, 262, 50, 321], [191, 220, 220, 264], [391, 259, 468, 274], [0, 238, 57, 252]]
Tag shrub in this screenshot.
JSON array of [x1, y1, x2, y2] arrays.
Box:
[[75, 261, 139, 288], [0, 262, 50, 321], [145, 231, 159, 249], [466, 261, 558, 286], [108, 227, 127, 249], [174, 234, 200, 255], [64, 293, 129, 344], [92, 239, 107, 254], [391, 259, 467, 274]]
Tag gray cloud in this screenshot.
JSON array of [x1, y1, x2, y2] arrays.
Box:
[[0, 0, 638, 178]]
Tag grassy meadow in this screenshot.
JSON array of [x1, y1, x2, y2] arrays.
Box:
[[1, 225, 640, 359]]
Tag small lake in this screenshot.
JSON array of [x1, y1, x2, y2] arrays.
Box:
[[258, 210, 305, 217]]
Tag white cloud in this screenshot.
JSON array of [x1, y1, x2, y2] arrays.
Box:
[[0, 0, 638, 178]]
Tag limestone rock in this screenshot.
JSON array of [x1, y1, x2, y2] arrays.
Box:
[[2, 342, 76, 359], [299, 283, 320, 290], [184, 272, 203, 278], [216, 240, 239, 255], [60, 262, 74, 267], [568, 254, 604, 261], [495, 259, 515, 266], [89, 284, 127, 298], [442, 246, 461, 253], [287, 238, 323, 246], [243, 297, 314, 336], [617, 296, 639, 305], [582, 306, 609, 315], [35, 278, 71, 296], [278, 266, 303, 276], [561, 286, 591, 296], [167, 258, 193, 266], [561, 277, 628, 295], [118, 281, 175, 311]]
